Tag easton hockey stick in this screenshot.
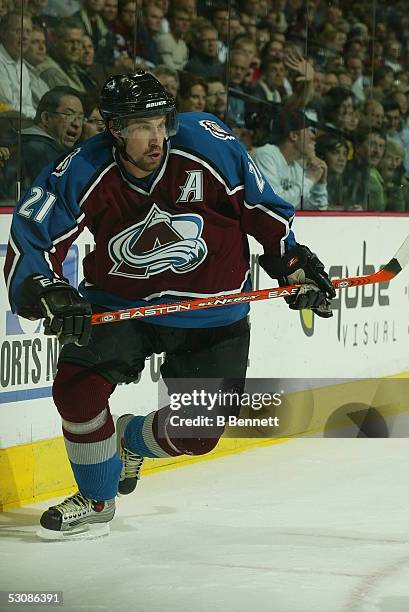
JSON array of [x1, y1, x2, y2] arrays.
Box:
[[91, 235, 409, 325]]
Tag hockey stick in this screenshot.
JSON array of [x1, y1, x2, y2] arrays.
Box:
[[91, 235, 409, 325]]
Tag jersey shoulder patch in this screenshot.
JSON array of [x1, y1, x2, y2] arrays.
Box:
[[197, 118, 236, 141], [171, 112, 245, 188]]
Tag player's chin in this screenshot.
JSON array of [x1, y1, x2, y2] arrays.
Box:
[[145, 154, 162, 169]]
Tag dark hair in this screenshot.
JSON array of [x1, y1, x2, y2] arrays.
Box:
[[35, 87, 84, 123], [354, 127, 386, 147], [323, 87, 354, 123], [178, 72, 208, 100], [383, 101, 401, 114], [373, 65, 394, 86], [316, 133, 348, 159], [53, 17, 85, 38], [118, 0, 135, 15]]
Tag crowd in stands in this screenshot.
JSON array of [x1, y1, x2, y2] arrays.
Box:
[[0, 0, 409, 212]]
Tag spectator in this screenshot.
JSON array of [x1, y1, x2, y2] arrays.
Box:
[[185, 24, 224, 80], [151, 64, 179, 99], [209, 4, 229, 64], [392, 90, 409, 176], [0, 11, 36, 118], [378, 139, 408, 212], [156, 6, 189, 71], [337, 69, 353, 90], [252, 50, 314, 112], [253, 109, 328, 211], [78, 33, 106, 90], [361, 99, 384, 130], [316, 133, 349, 209], [178, 73, 207, 112], [19, 86, 84, 187], [101, 0, 118, 25], [151, 0, 170, 34], [81, 101, 104, 140], [232, 35, 259, 83], [139, 3, 163, 65], [384, 40, 403, 73], [323, 71, 339, 94], [322, 87, 355, 132], [39, 18, 87, 93], [255, 19, 270, 55], [74, 0, 114, 65], [23, 25, 50, 107], [111, 0, 138, 63], [261, 39, 284, 62], [313, 67, 325, 97], [205, 77, 227, 122], [226, 48, 250, 127], [345, 129, 386, 211], [0, 0, 11, 20], [372, 65, 395, 103], [174, 0, 196, 22], [345, 55, 366, 102], [383, 101, 402, 138]]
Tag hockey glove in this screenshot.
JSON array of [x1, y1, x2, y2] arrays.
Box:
[[259, 244, 336, 318], [22, 274, 92, 346]]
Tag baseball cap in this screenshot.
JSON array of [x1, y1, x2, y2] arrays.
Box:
[[270, 109, 313, 136]]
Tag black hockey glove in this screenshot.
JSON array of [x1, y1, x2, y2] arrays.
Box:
[[259, 244, 336, 318], [22, 274, 92, 346]]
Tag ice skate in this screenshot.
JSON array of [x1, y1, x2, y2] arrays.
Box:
[[115, 414, 145, 495], [37, 492, 115, 540]]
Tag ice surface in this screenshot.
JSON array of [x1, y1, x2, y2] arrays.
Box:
[[1, 439, 409, 612]]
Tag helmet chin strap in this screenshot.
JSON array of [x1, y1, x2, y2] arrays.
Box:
[[116, 136, 142, 169]]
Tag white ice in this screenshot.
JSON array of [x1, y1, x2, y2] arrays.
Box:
[[1, 439, 409, 612]]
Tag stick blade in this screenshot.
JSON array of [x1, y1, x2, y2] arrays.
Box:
[[384, 235, 409, 276]]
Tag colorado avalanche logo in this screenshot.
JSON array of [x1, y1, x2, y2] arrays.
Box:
[[108, 204, 208, 278], [199, 119, 235, 140]]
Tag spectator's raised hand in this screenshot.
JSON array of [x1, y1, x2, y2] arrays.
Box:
[[284, 50, 314, 83]]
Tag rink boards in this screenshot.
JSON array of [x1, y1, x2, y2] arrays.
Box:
[[1, 211, 409, 509]]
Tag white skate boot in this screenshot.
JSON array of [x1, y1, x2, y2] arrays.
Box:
[[37, 492, 115, 540]]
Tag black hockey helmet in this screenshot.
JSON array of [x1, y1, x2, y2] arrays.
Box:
[[99, 71, 178, 137]]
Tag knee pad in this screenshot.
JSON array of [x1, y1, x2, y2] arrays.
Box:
[[53, 363, 114, 441]]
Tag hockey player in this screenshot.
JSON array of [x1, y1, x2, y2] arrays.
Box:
[[4, 71, 335, 539]]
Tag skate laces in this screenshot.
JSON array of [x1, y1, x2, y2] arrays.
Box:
[[54, 492, 92, 517], [121, 446, 144, 480]]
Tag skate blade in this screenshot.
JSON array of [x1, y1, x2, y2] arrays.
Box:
[[36, 522, 110, 541]]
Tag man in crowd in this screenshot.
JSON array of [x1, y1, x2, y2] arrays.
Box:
[[19, 86, 84, 187], [0, 11, 36, 118], [185, 23, 224, 80], [156, 5, 189, 70], [253, 109, 328, 210], [23, 25, 50, 107]]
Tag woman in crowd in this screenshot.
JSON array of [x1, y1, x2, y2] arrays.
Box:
[[178, 73, 208, 112]]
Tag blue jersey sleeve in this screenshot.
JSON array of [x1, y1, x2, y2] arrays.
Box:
[[4, 141, 108, 313]]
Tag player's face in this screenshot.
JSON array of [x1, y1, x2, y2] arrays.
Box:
[[116, 115, 167, 178]]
